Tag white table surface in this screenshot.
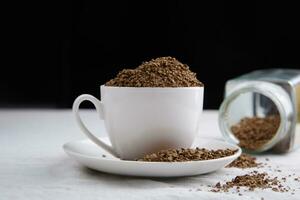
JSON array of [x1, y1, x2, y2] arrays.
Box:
[[0, 109, 299, 200]]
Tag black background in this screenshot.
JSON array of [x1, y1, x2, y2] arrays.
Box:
[[2, 1, 300, 109]]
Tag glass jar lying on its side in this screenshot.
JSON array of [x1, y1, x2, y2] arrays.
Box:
[[219, 69, 300, 153]]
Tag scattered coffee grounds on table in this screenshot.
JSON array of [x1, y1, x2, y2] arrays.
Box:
[[231, 115, 280, 150], [106, 57, 203, 87], [211, 171, 288, 193], [137, 148, 237, 162], [227, 153, 261, 169]]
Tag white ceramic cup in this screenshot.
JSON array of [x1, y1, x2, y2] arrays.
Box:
[[73, 85, 204, 160]]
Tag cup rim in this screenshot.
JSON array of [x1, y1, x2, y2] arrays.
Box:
[[100, 85, 204, 90]]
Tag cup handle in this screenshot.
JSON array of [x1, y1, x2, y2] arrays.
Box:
[[72, 94, 119, 157]]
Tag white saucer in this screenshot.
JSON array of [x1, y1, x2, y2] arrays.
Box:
[[63, 137, 241, 177]]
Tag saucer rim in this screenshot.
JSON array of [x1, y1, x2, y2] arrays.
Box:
[[63, 138, 242, 165]]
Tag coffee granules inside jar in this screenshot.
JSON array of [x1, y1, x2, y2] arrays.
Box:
[[137, 148, 237, 162], [227, 153, 261, 169], [231, 115, 280, 150], [212, 171, 288, 193], [106, 57, 203, 87]]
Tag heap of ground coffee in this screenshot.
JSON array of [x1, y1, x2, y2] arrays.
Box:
[[137, 148, 237, 162], [106, 57, 203, 87], [227, 153, 261, 169], [231, 115, 280, 150], [212, 171, 287, 193]]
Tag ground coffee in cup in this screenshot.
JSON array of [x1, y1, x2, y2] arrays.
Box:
[[106, 57, 203, 87]]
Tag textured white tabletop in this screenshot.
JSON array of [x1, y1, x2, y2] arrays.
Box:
[[0, 109, 299, 200]]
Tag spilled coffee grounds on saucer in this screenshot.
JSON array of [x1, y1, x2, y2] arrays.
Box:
[[106, 57, 203, 87], [137, 148, 237, 162]]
